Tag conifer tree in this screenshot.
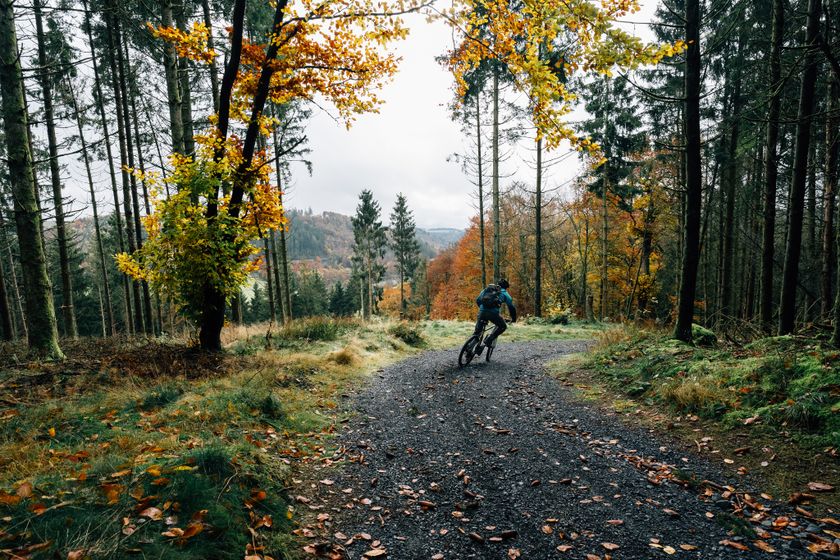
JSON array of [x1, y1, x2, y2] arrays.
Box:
[[0, 0, 63, 357], [390, 193, 421, 318], [351, 190, 387, 319]]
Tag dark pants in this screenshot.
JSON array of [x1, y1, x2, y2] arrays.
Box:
[[474, 310, 506, 345]]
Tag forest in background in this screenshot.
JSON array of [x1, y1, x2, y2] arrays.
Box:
[[0, 0, 838, 356]]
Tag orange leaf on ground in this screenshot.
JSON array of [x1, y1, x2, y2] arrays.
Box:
[[720, 540, 749, 551]]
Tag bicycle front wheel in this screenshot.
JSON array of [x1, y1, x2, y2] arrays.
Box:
[[458, 336, 478, 368]]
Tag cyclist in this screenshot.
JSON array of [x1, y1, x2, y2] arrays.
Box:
[[474, 278, 517, 355]]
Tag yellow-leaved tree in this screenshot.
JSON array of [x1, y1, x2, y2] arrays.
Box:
[[118, 0, 422, 350], [441, 0, 684, 151]]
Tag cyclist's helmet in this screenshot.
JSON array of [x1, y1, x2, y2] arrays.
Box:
[[498, 278, 510, 289]]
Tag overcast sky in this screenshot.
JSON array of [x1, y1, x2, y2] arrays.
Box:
[[44, 1, 660, 231], [284, 3, 659, 230]]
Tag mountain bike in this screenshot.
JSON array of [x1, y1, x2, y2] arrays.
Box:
[[458, 318, 504, 368]]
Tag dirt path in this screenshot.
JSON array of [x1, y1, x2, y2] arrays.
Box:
[[295, 340, 834, 559]]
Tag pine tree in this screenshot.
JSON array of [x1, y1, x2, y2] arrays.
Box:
[[351, 190, 387, 319], [0, 0, 63, 357], [389, 193, 421, 318]]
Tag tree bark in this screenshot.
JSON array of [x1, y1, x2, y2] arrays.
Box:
[[34, 0, 77, 338], [0, 0, 63, 357], [491, 66, 500, 283], [0, 243, 12, 340], [760, 0, 783, 331], [269, 231, 284, 320], [535, 136, 542, 317], [201, 0, 220, 112], [674, 0, 703, 343], [779, 0, 822, 335], [720, 35, 744, 323], [105, 3, 145, 334], [476, 92, 486, 287], [161, 0, 185, 154], [175, 6, 195, 155], [822, 76, 839, 318], [263, 237, 276, 322]]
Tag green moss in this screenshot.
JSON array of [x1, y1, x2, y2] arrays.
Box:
[[576, 328, 840, 449]]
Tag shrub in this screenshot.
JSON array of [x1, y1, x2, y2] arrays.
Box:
[[329, 346, 359, 366], [276, 317, 359, 343], [388, 322, 426, 347], [691, 324, 717, 347]]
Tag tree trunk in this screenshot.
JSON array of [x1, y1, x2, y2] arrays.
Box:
[[822, 76, 839, 318], [161, 0, 185, 154], [720, 36, 744, 323], [175, 7, 195, 155], [269, 231, 284, 320], [123, 43, 157, 334], [201, 0, 220, 112], [476, 92, 486, 287], [68, 78, 115, 336], [760, 0, 783, 332], [0, 212, 26, 338], [105, 3, 145, 334], [0, 0, 63, 357], [0, 244, 12, 340], [492, 67, 500, 283], [535, 136, 542, 317], [34, 0, 77, 338], [674, 0, 703, 343], [83, 0, 132, 333], [601, 178, 608, 321], [779, 0, 822, 335], [115, 18, 154, 334], [270, 112, 292, 323], [263, 237, 276, 322]]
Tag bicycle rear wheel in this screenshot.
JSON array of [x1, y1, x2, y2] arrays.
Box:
[[458, 336, 478, 368]]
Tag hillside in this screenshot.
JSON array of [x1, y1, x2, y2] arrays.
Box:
[[66, 210, 463, 288], [285, 209, 463, 285]]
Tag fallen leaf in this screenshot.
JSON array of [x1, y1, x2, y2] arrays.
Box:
[[601, 542, 619, 551], [606, 519, 624, 526], [556, 545, 573, 553], [140, 507, 163, 521], [808, 482, 834, 492], [67, 551, 85, 560], [720, 539, 749, 551], [679, 544, 698, 551], [753, 540, 776, 553], [507, 548, 521, 559], [48, 427, 56, 437], [363, 550, 387, 558], [16, 482, 33, 499]]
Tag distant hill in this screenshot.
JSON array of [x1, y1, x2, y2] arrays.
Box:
[[285, 209, 463, 285], [66, 209, 463, 288]]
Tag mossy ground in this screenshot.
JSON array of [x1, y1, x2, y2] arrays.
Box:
[[0, 317, 594, 559], [552, 326, 840, 512]]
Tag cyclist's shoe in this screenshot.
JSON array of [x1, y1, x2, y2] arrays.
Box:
[[475, 344, 484, 356]]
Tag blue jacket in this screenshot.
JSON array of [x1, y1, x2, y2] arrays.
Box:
[[477, 287, 517, 320]]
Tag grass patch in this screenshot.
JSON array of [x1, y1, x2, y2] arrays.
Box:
[[388, 322, 426, 347], [579, 329, 840, 447]]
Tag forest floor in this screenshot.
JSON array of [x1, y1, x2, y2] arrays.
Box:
[[2, 320, 838, 559], [0, 318, 597, 559], [290, 337, 840, 559]]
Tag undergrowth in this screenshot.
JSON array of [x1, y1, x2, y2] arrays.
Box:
[[579, 326, 840, 450]]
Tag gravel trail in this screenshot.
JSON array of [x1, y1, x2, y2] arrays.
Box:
[[297, 340, 832, 559]]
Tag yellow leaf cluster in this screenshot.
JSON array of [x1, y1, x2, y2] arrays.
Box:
[[147, 21, 217, 64], [442, 0, 685, 151]]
